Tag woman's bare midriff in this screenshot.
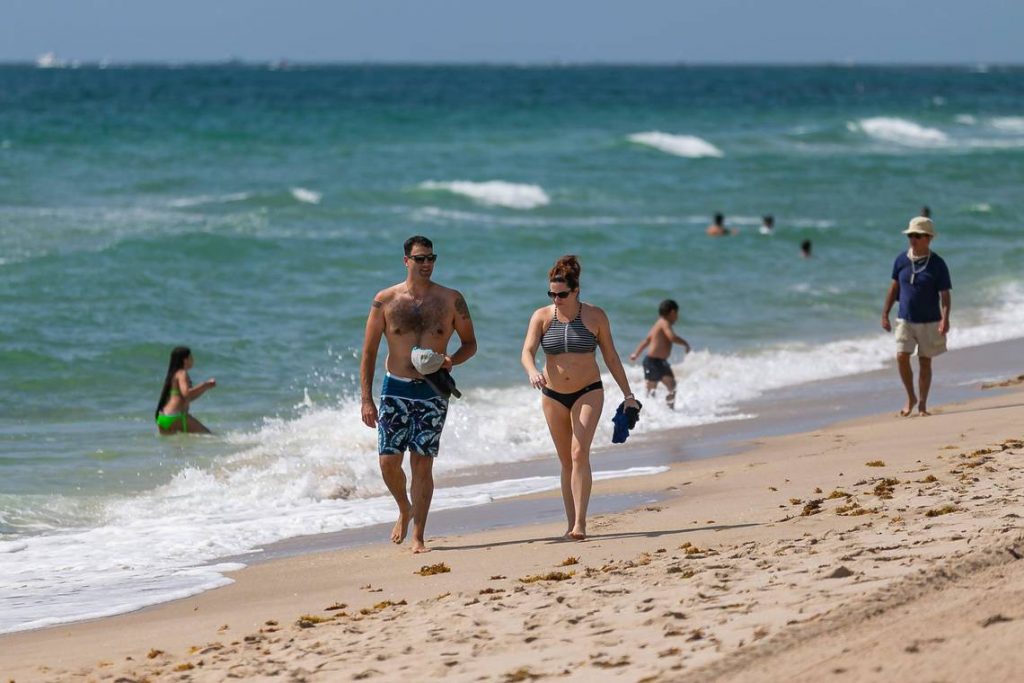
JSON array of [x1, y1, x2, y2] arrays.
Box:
[[544, 353, 601, 393], [161, 372, 189, 414], [162, 397, 187, 415]]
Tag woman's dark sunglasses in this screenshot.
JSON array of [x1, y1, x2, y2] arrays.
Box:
[[408, 254, 438, 263], [547, 290, 571, 299]]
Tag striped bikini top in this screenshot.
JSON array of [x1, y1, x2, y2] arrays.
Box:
[[541, 304, 598, 355]]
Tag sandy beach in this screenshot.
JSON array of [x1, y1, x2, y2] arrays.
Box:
[[5, 54, 1024, 683], [3, 374, 1023, 682]]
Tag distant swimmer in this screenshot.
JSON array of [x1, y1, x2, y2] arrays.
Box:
[[881, 217, 951, 417], [759, 214, 775, 235], [920, 205, 931, 218], [800, 239, 813, 258], [521, 255, 640, 541], [154, 346, 215, 435], [629, 299, 691, 409], [706, 212, 732, 237], [360, 235, 477, 553]]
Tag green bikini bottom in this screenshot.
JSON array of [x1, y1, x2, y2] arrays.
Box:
[[156, 412, 187, 432]]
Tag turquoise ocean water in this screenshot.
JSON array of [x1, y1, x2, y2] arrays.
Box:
[[1, 65, 1023, 632]]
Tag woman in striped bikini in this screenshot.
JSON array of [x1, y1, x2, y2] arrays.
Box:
[[521, 255, 640, 540]]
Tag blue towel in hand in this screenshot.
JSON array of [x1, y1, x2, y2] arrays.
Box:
[[611, 400, 643, 443]]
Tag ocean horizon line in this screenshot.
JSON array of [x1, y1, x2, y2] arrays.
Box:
[[4, 59, 1024, 70]]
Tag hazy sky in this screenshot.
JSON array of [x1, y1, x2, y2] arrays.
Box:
[[3, 0, 1022, 64]]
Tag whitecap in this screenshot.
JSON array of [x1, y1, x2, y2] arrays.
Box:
[[955, 114, 978, 125], [969, 202, 992, 213], [168, 192, 252, 208], [628, 131, 724, 158], [853, 117, 948, 146], [290, 187, 322, 204], [418, 180, 550, 210], [989, 117, 1024, 133]]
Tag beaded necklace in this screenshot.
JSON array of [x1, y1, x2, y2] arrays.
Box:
[[906, 248, 931, 285]]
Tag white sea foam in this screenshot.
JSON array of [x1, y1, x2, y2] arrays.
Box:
[[969, 202, 993, 213], [0, 465, 665, 634], [290, 187, 322, 204], [989, 117, 1024, 133], [418, 180, 550, 210], [628, 131, 724, 158], [169, 192, 252, 208], [854, 117, 949, 146], [955, 114, 978, 125], [4, 282, 1024, 634], [411, 206, 676, 228]]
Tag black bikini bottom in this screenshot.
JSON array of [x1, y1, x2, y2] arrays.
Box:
[[542, 380, 604, 410]]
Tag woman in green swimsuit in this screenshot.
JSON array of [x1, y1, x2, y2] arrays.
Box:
[[155, 346, 216, 435]]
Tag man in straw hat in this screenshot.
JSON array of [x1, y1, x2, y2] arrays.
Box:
[[881, 216, 952, 416]]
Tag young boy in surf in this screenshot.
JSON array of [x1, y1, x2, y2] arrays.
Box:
[[629, 299, 691, 409]]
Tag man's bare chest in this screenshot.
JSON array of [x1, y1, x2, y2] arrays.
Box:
[[386, 296, 450, 336]]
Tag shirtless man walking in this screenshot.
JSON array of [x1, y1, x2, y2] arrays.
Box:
[[360, 236, 477, 553]]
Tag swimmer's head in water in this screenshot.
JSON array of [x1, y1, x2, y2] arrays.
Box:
[[763, 215, 774, 227], [714, 213, 724, 225], [658, 299, 679, 320]]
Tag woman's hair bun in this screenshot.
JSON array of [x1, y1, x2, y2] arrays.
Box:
[[549, 254, 581, 289]]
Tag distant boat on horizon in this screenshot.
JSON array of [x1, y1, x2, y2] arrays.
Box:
[[36, 52, 66, 69]]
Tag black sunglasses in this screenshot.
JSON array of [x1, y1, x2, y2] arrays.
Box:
[[547, 290, 572, 299], [907, 234, 928, 240], [407, 254, 438, 263]]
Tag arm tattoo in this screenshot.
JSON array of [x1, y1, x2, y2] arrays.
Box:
[[454, 294, 471, 320], [372, 300, 383, 309]]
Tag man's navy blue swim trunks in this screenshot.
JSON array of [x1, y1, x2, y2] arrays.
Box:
[[377, 373, 449, 457]]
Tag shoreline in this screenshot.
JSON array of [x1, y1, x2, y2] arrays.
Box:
[[2, 345, 1023, 679], [1, 337, 1022, 635], [236, 334, 1024, 565]]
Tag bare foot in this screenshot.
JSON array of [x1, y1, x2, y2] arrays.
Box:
[[568, 526, 586, 541], [918, 405, 931, 416], [391, 506, 411, 544], [900, 398, 918, 417], [411, 539, 431, 554]]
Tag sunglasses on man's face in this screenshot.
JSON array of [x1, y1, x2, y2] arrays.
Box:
[[907, 234, 928, 240], [407, 254, 438, 264], [547, 290, 572, 299]]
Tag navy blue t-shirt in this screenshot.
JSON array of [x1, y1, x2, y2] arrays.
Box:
[[891, 251, 951, 323]]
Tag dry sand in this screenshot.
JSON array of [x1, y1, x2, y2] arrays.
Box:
[[3, 385, 1024, 682]]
